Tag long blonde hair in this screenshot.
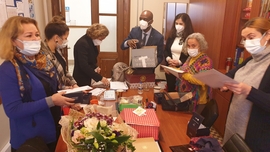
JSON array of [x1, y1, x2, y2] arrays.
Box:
[[0, 16, 39, 60]]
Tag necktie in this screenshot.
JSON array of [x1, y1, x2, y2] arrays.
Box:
[[142, 33, 147, 46]]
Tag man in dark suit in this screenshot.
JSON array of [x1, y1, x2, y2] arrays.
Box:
[[120, 10, 164, 65]]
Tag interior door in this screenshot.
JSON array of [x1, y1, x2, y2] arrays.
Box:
[[51, 0, 131, 78]]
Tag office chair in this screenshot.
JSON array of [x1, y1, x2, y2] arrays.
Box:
[[222, 133, 252, 152]]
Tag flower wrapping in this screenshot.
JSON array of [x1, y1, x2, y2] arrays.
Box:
[[59, 108, 138, 152]]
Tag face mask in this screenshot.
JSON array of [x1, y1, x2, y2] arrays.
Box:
[[57, 39, 68, 49], [175, 25, 184, 33], [16, 39, 41, 56], [244, 36, 267, 54], [93, 39, 102, 46], [187, 48, 199, 57], [139, 20, 149, 30]]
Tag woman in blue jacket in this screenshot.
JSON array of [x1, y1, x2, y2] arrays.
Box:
[[0, 16, 74, 151]]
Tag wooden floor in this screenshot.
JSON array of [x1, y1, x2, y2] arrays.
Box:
[[55, 89, 192, 152], [155, 104, 191, 152]]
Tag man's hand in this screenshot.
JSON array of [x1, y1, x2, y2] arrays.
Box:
[[127, 39, 139, 49]]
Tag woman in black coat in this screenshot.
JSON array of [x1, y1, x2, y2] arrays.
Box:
[[73, 23, 110, 86]]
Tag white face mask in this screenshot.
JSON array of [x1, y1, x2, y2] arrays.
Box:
[[57, 39, 68, 49], [93, 39, 102, 46], [175, 25, 184, 33], [16, 39, 41, 56], [187, 48, 199, 57], [244, 36, 267, 54], [139, 20, 149, 30]]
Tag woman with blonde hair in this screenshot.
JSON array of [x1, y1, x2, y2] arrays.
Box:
[[0, 16, 74, 151], [73, 23, 110, 86]]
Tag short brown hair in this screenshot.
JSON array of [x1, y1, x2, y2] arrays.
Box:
[[86, 23, 109, 39], [0, 16, 39, 60]]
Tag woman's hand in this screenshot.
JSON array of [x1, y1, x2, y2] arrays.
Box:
[[52, 92, 75, 107], [224, 82, 252, 95], [168, 59, 181, 67], [101, 77, 110, 86]]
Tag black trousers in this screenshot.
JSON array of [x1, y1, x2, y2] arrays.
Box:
[[165, 72, 177, 92]]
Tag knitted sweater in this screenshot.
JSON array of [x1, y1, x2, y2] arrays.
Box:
[[226, 48, 270, 151]]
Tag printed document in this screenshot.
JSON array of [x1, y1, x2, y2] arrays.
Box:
[[193, 69, 238, 88]]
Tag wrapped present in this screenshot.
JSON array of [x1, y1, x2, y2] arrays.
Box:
[[120, 108, 160, 140], [125, 73, 155, 89]]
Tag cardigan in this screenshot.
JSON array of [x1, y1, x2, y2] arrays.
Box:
[[226, 56, 270, 152], [0, 61, 56, 149]]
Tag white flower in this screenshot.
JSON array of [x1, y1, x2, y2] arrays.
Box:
[[100, 119, 107, 127], [84, 117, 99, 129], [71, 130, 84, 144]]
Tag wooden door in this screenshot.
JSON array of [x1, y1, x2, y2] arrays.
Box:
[[51, 0, 131, 78]]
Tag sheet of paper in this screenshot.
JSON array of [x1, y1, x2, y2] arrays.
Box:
[[161, 65, 184, 78], [110, 81, 128, 90], [58, 85, 92, 94], [89, 88, 106, 96], [193, 69, 238, 88]]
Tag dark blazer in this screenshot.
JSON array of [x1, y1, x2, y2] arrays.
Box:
[[164, 36, 189, 66], [73, 34, 102, 86], [121, 26, 164, 64], [227, 56, 270, 152]]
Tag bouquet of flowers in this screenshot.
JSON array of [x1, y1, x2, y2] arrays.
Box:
[[60, 108, 138, 152]]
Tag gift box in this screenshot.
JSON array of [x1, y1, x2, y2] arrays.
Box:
[[131, 46, 157, 68], [118, 103, 140, 112], [125, 73, 155, 89], [120, 108, 160, 140]]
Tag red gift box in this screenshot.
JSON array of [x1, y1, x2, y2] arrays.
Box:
[[120, 108, 160, 140]]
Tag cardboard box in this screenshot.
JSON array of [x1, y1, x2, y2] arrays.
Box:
[[131, 46, 157, 68], [186, 112, 210, 138], [125, 73, 155, 89], [120, 109, 160, 140], [133, 137, 162, 151]]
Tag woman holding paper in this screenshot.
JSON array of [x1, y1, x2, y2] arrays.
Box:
[[179, 33, 213, 113], [221, 17, 270, 152], [163, 13, 194, 92]]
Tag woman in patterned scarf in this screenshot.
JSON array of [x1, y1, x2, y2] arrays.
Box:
[[0, 16, 75, 152], [179, 33, 213, 113]]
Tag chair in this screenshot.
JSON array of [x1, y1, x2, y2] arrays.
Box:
[[200, 98, 219, 128], [222, 133, 252, 152]]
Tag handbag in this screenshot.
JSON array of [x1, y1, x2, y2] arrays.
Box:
[[161, 92, 192, 111], [16, 136, 51, 152]]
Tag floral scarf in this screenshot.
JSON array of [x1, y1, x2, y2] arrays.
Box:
[[10, 49, 59, 102]]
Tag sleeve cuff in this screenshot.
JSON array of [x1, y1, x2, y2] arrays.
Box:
[[166, 57, 171, 62], [124, 41, 128, 48], [46, 96, 55, 108], [178, 60, 182, 65]]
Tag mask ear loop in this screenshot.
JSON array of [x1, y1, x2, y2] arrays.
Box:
[[261, 32, 268, 46]]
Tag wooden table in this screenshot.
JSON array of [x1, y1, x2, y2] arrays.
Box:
[[55, 89, 191, 152]]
